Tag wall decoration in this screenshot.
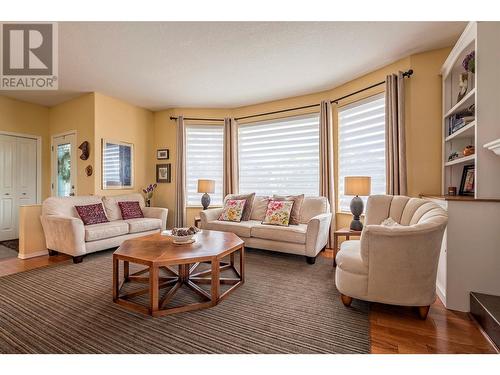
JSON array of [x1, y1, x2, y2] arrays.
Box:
[[102, 139, 134, 189], [156, 163, 171, 183], [85, 165, 93, 176], [456, 72, 469, 103], [459, 165, 475, 196], [157, 149, 169, 160], [79, 141, 90, 160]]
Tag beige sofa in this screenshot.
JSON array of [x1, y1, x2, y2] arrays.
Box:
[[335, 195, 448, 319], [200, 196, 332, 264], [41, 193, 168, 263]]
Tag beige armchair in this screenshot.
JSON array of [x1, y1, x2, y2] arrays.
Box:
[[335, 195, 447, 319]]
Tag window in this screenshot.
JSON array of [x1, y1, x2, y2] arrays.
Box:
[[185, 125, 224, 206], [102, 139, 133, 189], [238, 114, 320, 196], [338, 93, 386, 212]]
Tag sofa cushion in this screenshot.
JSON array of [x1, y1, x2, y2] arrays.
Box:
[[102, 193, 145, 221], [224, 193, 255, 221], [118, 201, 144, 220], [251, 222, 307, 244], [75, 203, 109, 225], [84, 221, 129, 242], [250, 196, 270, 221], [336, 240, 368, 275], [273, 194, 304, 225], [299, 197, 329, 223], [218, 199, 246, 222], [262, 200, 294, 226], [126, 218, 162, 234], [42, 195, 103, 218], [204, 220, 256, 238]]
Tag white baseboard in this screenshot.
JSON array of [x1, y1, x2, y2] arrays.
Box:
[[436, 283, 447, 307], [18, 250, 48, 259]]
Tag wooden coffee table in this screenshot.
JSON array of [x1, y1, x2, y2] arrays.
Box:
[[112, 230, 244, 317]]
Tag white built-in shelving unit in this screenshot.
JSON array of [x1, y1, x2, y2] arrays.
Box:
[[427, 22, 500, 313]]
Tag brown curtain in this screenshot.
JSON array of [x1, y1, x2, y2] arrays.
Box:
[[174, 116, 186, 227], [223, 118, 239, 197], [319, 101, 336, 247], [385, 72, 407, 195]]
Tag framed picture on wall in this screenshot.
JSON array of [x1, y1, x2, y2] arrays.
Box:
[[459, 164, 475, 196], [102, 139, 134, 189], [156, 163, 171, 183], [157, 149, 169, 160]]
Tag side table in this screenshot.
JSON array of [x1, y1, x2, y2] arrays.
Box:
[[333, 227, 362, 267], [194, 216, 201, 228]]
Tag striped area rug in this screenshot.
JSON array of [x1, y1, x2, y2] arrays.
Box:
[[0, 249, 369, 353]]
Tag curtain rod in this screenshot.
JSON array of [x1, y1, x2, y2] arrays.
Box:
[[169, 69, 413, 122]]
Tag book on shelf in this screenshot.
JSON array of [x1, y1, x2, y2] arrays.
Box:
[[448, 115, 475, 136]]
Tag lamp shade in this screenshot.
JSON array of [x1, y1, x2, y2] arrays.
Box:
[[344, 176, 371, 196], [197, 179, 215, 194]]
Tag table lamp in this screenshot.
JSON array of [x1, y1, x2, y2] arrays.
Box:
[[344, 176, 371, 231], [197, 179, 215, 210]]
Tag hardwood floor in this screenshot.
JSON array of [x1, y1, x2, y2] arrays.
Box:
[[320, 249, 497, 354], [0, 249, 496, 354]]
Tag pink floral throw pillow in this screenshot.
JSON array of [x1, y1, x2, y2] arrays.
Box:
[[75, 203, 109, 226], [118, 201, 144, 220], [218, 199, 246, 222], [262, 200, 294, 226]]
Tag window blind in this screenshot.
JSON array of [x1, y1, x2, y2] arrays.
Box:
[[338, 93, 386, 212], [238, 114, 320, 196], [185, 125, 224, 206]]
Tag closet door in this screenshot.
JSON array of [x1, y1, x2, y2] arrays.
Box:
[[16, 138, 37, 235], [0, 135, 17, 241]]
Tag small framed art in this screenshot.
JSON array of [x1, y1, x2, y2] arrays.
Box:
[[459, 165, 475, 196], [157, 149, 169, 160], [156, 163, 171, 183]]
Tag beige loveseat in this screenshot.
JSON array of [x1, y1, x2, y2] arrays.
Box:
[[335, 195, 448, 319], [200, 196, 332, 264], [41, 193, 168, 263]]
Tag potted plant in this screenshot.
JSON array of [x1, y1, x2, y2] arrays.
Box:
[[142, 183, 157, 207]]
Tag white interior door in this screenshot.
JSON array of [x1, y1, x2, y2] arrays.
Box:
[[52, 133, 77, 197], [0, 134, 38, 241]]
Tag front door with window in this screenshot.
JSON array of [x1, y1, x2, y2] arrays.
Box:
[[52, 133, 77, 197]]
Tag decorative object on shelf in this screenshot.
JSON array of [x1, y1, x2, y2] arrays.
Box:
[[78, 141, 90, 160], [462, 50, 475, 74], [197, 179, 215, 210], [344, 176, 371, 231], [483, 138, 500, 156], [102, 139, 133, 189], [448, 151, 460, 162], [448, 186, 457, 196], [448, 107, 474, 136], [156, 148, 169, 160], [463, 145, 475, 157], [459, 165, 475, 196], [156, 163, 171, 183], [142, 183, 157, 207], [457, 72, 469, 103], [85, 165, 93, 176]]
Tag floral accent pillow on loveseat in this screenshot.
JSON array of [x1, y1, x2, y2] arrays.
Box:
[[262, 200, 294, 226], [218, 199, 247, 222]]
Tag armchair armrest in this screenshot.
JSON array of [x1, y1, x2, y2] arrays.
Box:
[[142, 207, 168, 230], [305, 213, 332, 257], [40, 215, 86, 256], [200, 208, 224, 228]]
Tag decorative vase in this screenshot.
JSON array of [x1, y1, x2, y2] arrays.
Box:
[[146, 199, 151, 207]]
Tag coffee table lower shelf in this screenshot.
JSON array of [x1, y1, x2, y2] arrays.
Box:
[[113, 246, 244, 317]]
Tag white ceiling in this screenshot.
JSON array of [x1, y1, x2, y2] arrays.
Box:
[[1, 22, 466, 110]]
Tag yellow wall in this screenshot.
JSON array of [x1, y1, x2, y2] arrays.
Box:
[[0, 96, 51, 199], [94, 92, 155, 196], [48, 93, 96, 196], [153, 48, 449, 229]]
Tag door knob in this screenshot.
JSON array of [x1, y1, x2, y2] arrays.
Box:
[[4, 193, 9, 196], [22, 193, 27, 195]]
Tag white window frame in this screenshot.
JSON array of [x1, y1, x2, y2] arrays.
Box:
[[338, 93, 386, 213], [185, 124, 224, 207]]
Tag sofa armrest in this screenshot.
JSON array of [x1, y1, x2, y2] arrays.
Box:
[[142, 207, 168, 230], [200, 208, 224, 228], [305, 213, 332, 257], [40, 215, 86, 256]]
